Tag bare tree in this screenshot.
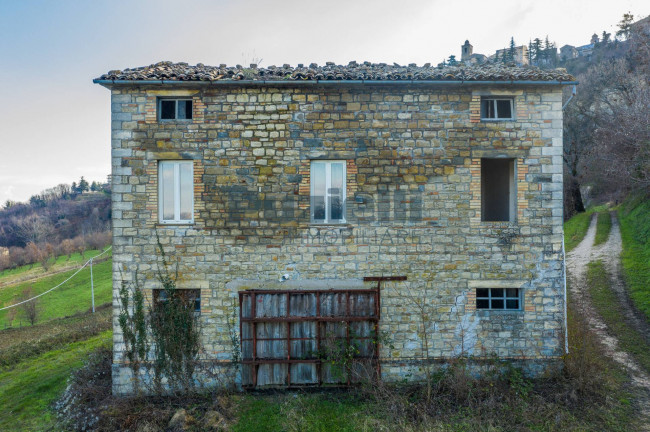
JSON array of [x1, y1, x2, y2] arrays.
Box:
[[563, 26, 650, 212], [24, 242, 43, 268], [584, 25, 650, 197], [592, 81, 650, 193], [5, 301, 18, 327], [40, 243, 55, 271], [11, 214, 54, 245], [562, 61, 619, 215], [0, 253, 11, 272], [74, 236, 87, 259], [19, 287, 39, 326], [60, 239, 75, 259]]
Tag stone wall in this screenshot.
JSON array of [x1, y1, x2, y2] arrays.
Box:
[[109, 84, 565, 394]]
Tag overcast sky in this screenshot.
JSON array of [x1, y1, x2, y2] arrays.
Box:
[[0, 0, 647, 204]]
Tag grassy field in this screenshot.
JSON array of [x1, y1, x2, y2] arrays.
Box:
[[618, 196, 650, 321], [0, 331, 112, 431], [0, 249, 110, 286], [0, 305, 111, 368], [0, 250, 114, 430], [233, 393, 372, 432], [593, 211, 612, 246], [586, 260, 650, 373], [0, 257, 112, 327], [1, 206, 646, 432]]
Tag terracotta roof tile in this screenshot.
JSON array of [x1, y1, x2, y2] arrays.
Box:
[[96, 61, 575, 83]]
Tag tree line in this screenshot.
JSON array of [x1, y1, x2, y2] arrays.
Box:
[[563, 13, 649, 217], [0, 176, 112, 271], [0, 231, 111, 273]]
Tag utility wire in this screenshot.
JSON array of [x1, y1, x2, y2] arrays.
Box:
[[0, 246, 113, 311]]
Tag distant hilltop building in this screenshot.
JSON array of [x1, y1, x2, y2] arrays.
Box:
[[560, 33, 599, 61], [457, 41, 529, 66], [560, 15, 650, 62], [491, 45, 530, 66], [559, 39, 594, 61], [455, 15, 649, 67], [559, 45, 579, 61], [460, 40, 488, 65]]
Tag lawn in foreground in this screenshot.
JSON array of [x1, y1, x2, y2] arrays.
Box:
[[233, 393, 372, 432], [0, 331, 112, 431]]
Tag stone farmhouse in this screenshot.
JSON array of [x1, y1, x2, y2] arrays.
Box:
[[95, 62, 576, 394]]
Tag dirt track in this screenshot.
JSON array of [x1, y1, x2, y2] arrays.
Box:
[[566, 212, 650, 429]]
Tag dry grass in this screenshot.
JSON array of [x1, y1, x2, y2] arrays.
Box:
[[60, 308, 636, 432], [0, 304, 111, 368], [57, 349, 239, 432], [50, 273, 637, 431]]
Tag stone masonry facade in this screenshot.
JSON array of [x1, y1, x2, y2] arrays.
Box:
[[102, 72, 568, 394]]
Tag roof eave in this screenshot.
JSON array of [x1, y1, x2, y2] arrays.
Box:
[[93, 79, 579, 88]]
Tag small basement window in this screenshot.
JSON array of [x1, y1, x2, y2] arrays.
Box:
[[159, 99, 193, 121], [476, 288, 521, 310], [153, 288, 201, 313], [481, 97, 514, 120], [481, 158, 515, 222]]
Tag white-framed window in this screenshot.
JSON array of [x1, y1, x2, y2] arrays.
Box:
[[481, 158, 515, 222], [310, 160, 346, 224], [158, 160, 194, 224], [476, 288, 521, 310], [480, 97, 514, 120], [158, 98, 193, 121]]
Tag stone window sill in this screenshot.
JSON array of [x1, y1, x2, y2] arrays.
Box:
[[308, 223, 352, 228], [475, 310, 525, 315]]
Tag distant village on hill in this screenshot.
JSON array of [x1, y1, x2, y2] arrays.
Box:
[[441, 14, 650, 69]]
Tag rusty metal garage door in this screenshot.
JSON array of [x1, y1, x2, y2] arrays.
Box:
[[239, 288, 380, 389]]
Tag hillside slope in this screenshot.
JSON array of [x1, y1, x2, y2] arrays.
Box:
[[0, 250, 112, 328], [618, 195, 650, 321]]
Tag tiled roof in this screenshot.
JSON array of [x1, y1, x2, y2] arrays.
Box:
[[95, 61, 575, 83]]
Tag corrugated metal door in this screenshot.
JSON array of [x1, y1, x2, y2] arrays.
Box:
[[239, 289, 380, 389]]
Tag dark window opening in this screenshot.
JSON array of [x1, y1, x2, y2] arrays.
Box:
[[480, 98, 514, 120], [476, 288, 521, 310], [481, 158, 515, 222], [153, 288, 201, 313], [159, 99, 193, 121]]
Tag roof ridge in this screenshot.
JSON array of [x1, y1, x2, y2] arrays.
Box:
[[95, 62, 576, 83]]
